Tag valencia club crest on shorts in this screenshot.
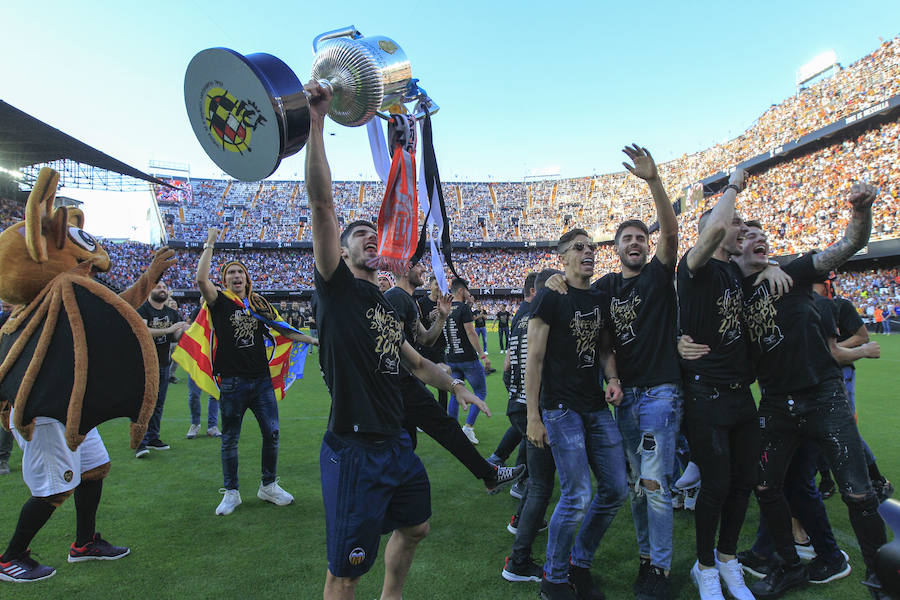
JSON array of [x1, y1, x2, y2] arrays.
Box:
[[348, 547, 366, 566], [63, 470, 74, 483]]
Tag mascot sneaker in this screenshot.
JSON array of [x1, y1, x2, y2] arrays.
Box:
[[257, 480, 294, 506], [0, 550, 56, 582], [216, 489, 242, 515], [68, 533, 130, 562]]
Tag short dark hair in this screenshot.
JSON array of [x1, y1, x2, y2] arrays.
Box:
[[523, 271, 538, 293], [614, 219, 649, 244], [557, 228, 590, 252], [743, 219, 763, 230], [535, 268, 563, 290], [450, 277, 469, 294], [340, 220, 376, 247]]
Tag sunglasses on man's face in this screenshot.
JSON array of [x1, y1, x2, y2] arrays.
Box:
[[564, 241, 597, 253]]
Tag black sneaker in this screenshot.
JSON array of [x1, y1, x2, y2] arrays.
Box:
[[146, 439, 170, 450], [135, 445, 149, 458], [0, 550, 56, 582], [485, 464, 525, 494], [569, 564, 605, 600], [68, 533, 130, 563], [749, 562, 808, 599], [507, 514, 548, 535], [818, 476, 835, 499], [636, 565, 669, 600], [807, 555, 851, 584], [509, 479, 526, 499], [539, 578, 577, 600], [501, 556, 543, 582], [863, 570, 891, 599], [633, 556, 651, 593], [737, 549, 773, 579]]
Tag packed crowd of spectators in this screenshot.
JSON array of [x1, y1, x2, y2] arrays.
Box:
[[835, 267, 900, 322]]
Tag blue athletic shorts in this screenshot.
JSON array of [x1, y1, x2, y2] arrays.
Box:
[[320, 430, 431, 577]]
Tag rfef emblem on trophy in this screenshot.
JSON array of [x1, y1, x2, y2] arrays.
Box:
[[184, 26, 439, 181]]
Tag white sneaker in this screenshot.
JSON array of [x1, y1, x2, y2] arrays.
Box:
[[672, 490, 684, 510], [684, 485, 700, 511], [207, 426, 222, 438], [676, 461, 701, 490], [715, 554, 755, 600], [216, 489, 242, 515], [795, 540, 816, 560], [691, 561, 726, 600], [258, 479, 294, 506], [462, 425, 479, 445], [186, 424, 201, 439]]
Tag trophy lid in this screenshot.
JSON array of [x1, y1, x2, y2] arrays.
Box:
[[184, 48, 309, 181]]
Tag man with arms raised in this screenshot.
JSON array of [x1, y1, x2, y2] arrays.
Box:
[[527, 229, 626, 600], [304, 81, 485, 600], [733, 183, 888, 599]]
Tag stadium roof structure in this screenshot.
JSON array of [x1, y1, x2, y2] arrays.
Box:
[[0, 100, 168, 187]]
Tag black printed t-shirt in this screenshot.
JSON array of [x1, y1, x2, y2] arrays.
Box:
[[506, 301, 532, 414], [677, 252, 753, 384], [138, 302, 181, 368], [497, 310, 511, 329], [416, 295, 446, 363], [741, 254, 842, 395], [384, 286, 420, 385], [595, 256, 681, 387], [315, 260, 405, 437], [444, 301, 478, 362], [208, 292, 270, 378], [531, 287, 607, 413], [834, 297, 864, 344], [473, 310, 486, 328]]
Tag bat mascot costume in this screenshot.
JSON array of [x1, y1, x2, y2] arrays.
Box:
[[0, 167, 174, 583]]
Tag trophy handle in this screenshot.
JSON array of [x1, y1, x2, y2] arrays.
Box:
[[312, 26, 363, 52]]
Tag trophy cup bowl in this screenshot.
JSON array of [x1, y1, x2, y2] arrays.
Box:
[[184, 27, 432, 181]]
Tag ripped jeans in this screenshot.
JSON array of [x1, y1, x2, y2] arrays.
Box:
[[616, 383, 683, 570]]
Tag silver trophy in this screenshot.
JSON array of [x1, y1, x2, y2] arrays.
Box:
[[184, 26, 438, 181]]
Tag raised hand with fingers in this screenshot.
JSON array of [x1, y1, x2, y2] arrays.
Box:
[[622, 144, 658, 181]]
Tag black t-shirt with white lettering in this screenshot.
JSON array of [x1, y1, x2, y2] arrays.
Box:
[[384, 286, 420, 385], [742, 254, 842, 395], [208, 292, 270, 378], [506, 301, 532, 415], [834, 297, 864, 344], [315, 260, 405, 436], [677, 252, 753, 384], [473, 309, 486, 328], [595, 256, 681, 387], [416, 295, 447, 364], [531, 287, 608, 413], [138, 302, 181, 368], [497, 310, 511, 329], [445, 301, 478, 362]]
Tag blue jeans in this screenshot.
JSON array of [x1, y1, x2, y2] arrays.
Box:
[[475, 326, 487, 350], [543, 407, 627, 583], [219, 375, 280, 490], [447, 360, 487, 427], [616, 383, 683, 570], [187, 375, 219, 429], [142, 364, 170, 444]]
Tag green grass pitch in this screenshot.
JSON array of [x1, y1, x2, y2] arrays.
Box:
[[1, 333, 897, 599]]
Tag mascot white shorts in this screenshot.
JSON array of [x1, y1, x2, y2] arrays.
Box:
[[11, 417, 109, 497]]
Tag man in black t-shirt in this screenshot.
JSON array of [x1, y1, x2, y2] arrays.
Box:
[[197, 230, 316, 517], [527, 229, 626, 600], [384, 262, 523, 494], [473, 302, 488, 352], [304, 81, 487, 600], [417, 275, 449, 409], [444, 279, 491, 445], [549, 146, 681, 597], [135, 281, 187, 457], [496, 303, 511, 354], [676, 168, 766, 599], [732, 186, 888, 598]]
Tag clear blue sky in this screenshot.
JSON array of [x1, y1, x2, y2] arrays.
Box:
[[2, 1, 897, 182]]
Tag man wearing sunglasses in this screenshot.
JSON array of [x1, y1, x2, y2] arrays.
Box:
[[527, 229, 626, 600]]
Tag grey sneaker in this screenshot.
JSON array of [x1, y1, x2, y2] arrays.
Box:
[[186, 424, 201, 439], [0, 460, 9, 475], [207, 426, 222, 438], [215, 489, 242, 515]]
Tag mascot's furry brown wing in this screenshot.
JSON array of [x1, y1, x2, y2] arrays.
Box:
[[0, 167, 172, 451]]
